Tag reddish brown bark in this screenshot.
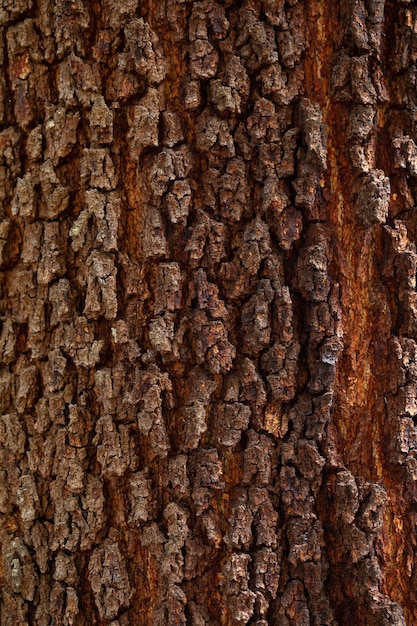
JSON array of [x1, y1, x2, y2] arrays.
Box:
[[1, 1, 417, 625]]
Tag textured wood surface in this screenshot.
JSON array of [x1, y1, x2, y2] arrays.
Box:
[[0, 1, 416, 624]]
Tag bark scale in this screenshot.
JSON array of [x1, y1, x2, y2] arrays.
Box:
[[0, 1, 416, 625]]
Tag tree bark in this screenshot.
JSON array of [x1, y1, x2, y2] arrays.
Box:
[[0, 1, 416, 624]]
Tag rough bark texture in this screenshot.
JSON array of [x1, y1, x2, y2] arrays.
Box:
[[0, 1, 416, 625]]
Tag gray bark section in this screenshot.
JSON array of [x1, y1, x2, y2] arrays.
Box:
[[0, 1, 415, 625]]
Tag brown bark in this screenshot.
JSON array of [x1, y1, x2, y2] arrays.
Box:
[[0, 1, 416, 624]]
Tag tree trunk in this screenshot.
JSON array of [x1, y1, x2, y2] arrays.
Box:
[[0, 1, 416, 624]]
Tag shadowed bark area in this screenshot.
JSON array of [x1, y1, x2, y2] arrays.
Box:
[[0, 1, 416, 625]]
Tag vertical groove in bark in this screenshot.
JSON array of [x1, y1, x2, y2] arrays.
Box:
[[304, 1, 417, 624]]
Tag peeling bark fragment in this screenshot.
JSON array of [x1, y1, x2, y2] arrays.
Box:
[[196, 112, 235, 159], [192, 311, 236, 374], [71, 189, 120, 253], [124, 18, 168, 85], [44, 106, 80, 165], [127, 88, 163, 159], [237, 9, 278, 70], [210, 55, 250, 114], [84, 251, 118, 320], [94, 415, 134, 477], [189, 1, 225, 79], [332, 53, 378, 104], [155, 263, 183, 314], [253, 547, 280, 599], [162, 111, 184, 148], [136, 365, 172, 459], [128, 470, 152, 525], [11, 171, 36, 218], [354, 169, 390, 226], [298, 99, 327, 169], [241, 279, 274, 356], [101, 0, 139, 30], [149, 314, 175, 355], [53, 0, 90, 58], [15, 359, 38, 413], [191, 448, 225, 514], [242, 431, 274, 486], [6, 19, 47, 128], [162, 502, 189, 581], [58, 55, 100, 107], [296, 227, 332, 302], [0, 127, 21, 204], [81, 148, 117, 190], [179, 366, 217, 450], [37, 160, 69, 220], [253, 497, 279, 549], [62, 316, 104, 368], [166, 178, 192, 224], [0, 0, 32, 25], [287, 517, 324, 565], [211, 402, 251, 448], [392, 134, 417, 176], [224, 487, 253, 549], [218, 157, 250, 222], [149, 150, 176, 198], [184, 78, 202, 110], [280, 580, 310, 626], [191, 268, 228, 319], [90, 96, 113, 145], [16, 473, 39, 523], [142, 205, 168, 259], [280, 465, 315, 518], [88, 533, 133, 621], [259, 63, 303, 106], [221, 553, 256, 624], [168, 455, 190, 498], [3, 537, 38, 601]]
